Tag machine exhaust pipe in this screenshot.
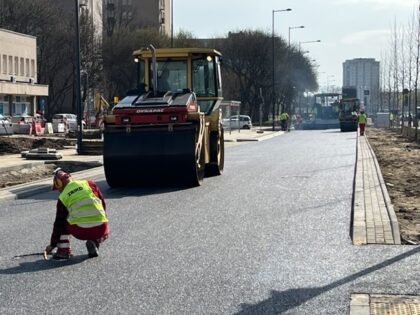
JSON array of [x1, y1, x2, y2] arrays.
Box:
[[149, 44, 158, 96]]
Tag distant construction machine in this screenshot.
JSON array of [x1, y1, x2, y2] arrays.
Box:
[[339, 87, 360, 132], [300, 93, 341, 130], [103, 46, 225, 187]]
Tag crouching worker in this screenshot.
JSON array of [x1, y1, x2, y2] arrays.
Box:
[[44, 168, 109, 260]]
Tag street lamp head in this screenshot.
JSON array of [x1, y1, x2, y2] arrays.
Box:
[[273, 8, 292, 13], [290, 25, 305, 30]]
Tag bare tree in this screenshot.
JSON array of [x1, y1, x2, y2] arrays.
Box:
[[391, 19, 400, 119], [102, 28, 169, 101], [214, 30, 317, 122], [405, 15, 413, 125], [173, 30, 201, 48], [414, 7, 420, 136], [0, 0, 77, 117]]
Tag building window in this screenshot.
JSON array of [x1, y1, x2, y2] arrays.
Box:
[[8, 56, 13, 75], [12, 102, 28, 116], [25, 58, 30, 76], [31, 59, 35, 77], [0, 103, 3, 115], [14, 56, 19, 75], [2, 55, 7, 74], [20, 58, 24, 76]]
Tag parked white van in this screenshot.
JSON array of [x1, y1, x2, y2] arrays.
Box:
[[52, 113, 84, 132], [222, 115, 252, 130]]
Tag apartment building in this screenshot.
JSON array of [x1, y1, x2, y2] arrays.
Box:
[[342, 58, 380, 114], [54, 0, 103, 38], [56, 0, 171, 38], [0, 29, 48, 118], [104, 0, 171, 36]]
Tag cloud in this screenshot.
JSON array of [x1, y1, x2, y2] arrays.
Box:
[[327, 0, 416, 9], [341, 29, 391, 45]]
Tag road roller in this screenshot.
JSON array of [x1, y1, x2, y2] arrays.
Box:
[[103, 46, 224, 187]]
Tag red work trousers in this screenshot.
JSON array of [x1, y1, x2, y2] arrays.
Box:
[[359, 123, 366, 136], [56, 223, 109, 255]]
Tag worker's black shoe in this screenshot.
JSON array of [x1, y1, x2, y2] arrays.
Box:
[[52, 252, 71, 260], [86, 240, 99, 258]]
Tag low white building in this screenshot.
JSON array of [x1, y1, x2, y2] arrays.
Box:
[[0, 28, 48, 120]]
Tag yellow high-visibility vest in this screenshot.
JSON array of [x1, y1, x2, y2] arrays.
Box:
[[59, 180, 108, 225], [358, 113, 367, 123], [280, 113, 289, 120]]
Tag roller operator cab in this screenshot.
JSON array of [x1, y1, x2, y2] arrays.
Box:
[[339, 86, 360, 132], [339, 99, 360, 132], [103, 47, 225, 187]]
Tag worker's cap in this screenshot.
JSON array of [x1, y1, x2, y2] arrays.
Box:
[[52, 168, 72, 191]]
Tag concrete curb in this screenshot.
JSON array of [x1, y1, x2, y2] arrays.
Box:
[[349, 294, 370, 315], [353, 136, 367, 245]]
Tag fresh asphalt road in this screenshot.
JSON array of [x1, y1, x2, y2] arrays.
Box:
[[0, 130, 419, 314]]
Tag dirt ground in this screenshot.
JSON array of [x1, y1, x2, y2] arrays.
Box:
[[0, 131, 419, 244], [366, 128, 420, 245], [0, 135, 74, 155], [0, 135, 79, 188]]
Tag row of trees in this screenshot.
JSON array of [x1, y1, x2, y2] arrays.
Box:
[[0, 1, 318, 123], [380, 8, 420, 129]]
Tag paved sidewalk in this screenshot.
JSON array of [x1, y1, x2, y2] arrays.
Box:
[[350, 294, 420, 315], [353, 135, 401, 245]]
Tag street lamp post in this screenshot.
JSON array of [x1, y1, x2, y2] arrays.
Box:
[[298, 39, 321, 51], [272, 8, 292, 131], [171, 0, 174, 47], [75, 0, 83, 154], [326, 75, 335, 93], [288, 25, 305, 46]]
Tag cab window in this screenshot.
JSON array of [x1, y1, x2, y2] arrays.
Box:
[[192, 56, 216, 97], [150, 60, 188, 93]]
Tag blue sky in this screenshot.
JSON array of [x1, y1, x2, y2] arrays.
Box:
[[174, 0, 418, 91]]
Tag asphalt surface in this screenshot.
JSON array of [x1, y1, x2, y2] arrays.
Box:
[[0, 129, 418, 314]]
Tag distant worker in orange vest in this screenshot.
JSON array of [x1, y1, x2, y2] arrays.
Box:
[[358, 110, 367, 136]]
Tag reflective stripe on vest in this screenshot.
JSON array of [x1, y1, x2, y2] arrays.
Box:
[[59, 180, 108, 225]]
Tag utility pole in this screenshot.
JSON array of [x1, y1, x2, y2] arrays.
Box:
[[75, 0, 83, 154]]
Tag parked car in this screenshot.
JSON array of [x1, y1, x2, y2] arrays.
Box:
[[0, 114, 14, 135], [222, 115, 252, 129], [52, 113, 85, 132]]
